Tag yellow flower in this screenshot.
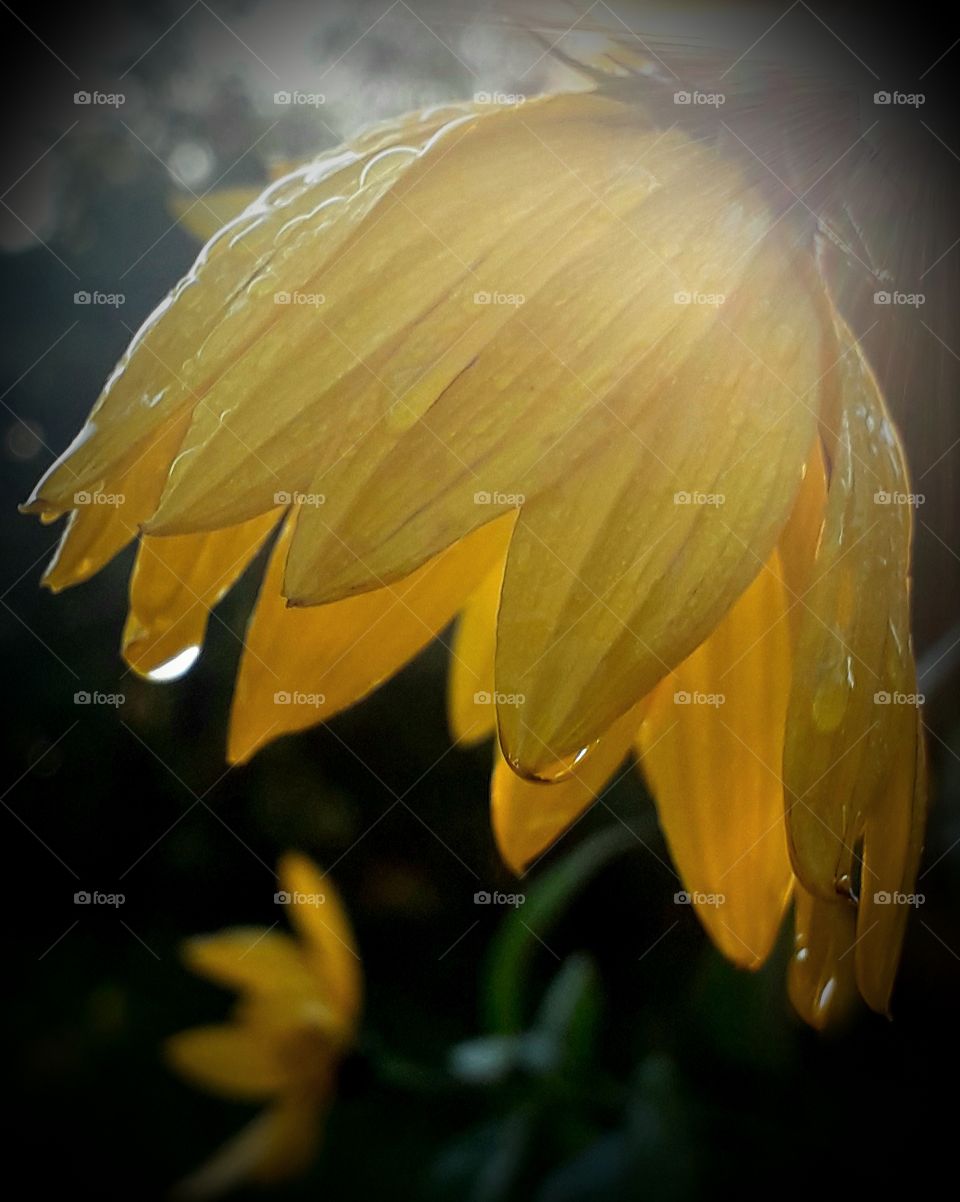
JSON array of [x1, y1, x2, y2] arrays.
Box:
[[167, 854, 361, 1195], [24, 88, 925, 1027]]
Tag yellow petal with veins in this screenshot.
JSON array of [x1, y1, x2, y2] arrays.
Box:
[[39, 410, 190, 592], [788, 888, 859, 1029], [492, 706, 641, 876], [166, 1024, 290, 1100], [121, 511, 280, 676], [25, 105, 478, 515], [447, 559, 503, 745], [283, 117, 793, 605], [637, 551, 794, 969], [495, 228, 824, 778], [784, 317, 918, 900], [154, 97, 687, 542], [228, 513, 513, 763]]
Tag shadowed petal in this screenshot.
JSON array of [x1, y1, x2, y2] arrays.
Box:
[[228, 514, 512, 763], [784, 316, 919, 900], [447, 559, 503, 745]]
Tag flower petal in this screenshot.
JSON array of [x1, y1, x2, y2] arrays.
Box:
[[148, 95, 654, 539], [446, 560, 503, 745], [25, 107, 475, 516], [227, 512, 512, 763], [783, 318, 918, 900], [38, 410, 190, 592], [637, 550, 795, 969], [492, 706, 641, 875], [182, 927, 314, 998], [855, 709, 926, 1014], [494, 231, 824, 777], [282, 115, 788, 605], [279, 853, 361, 1033], [174, 1096, 323, 1198], [121, 512, 279, 676], [788, 888, 859, 1030], [166, 1023, 289, 1100]]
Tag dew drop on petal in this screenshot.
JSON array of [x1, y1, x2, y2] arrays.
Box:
[[145, 645, 201, 682]]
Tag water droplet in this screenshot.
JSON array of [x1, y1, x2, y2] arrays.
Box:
[[507, 742, 597, 784], [146, 645, 201, 682]]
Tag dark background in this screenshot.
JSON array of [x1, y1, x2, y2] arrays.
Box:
[[2, 2, 960, 1198]]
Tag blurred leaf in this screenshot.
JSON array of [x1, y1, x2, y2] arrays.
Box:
[[532, 953, 602, 1074], [484, 828, 633, 1034], [429, 1109, 534, 1202]]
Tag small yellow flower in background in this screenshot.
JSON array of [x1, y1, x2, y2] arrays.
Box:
[[24, 81, 926, 1027], [167, 854, 361, 1196]]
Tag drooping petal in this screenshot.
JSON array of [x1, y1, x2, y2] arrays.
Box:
[[166, 1024, 290, 1100], [788, 888, 859, 1029], [282, 114, 795, 605], [182, 928, 315, 998], [227, 513, 512, 764], [121, 512, 279, 676], [783, 316, 919, 900], [39, 410, 190, 592], [492, 706, 641, 876], [637, 551, 795, 969], [24, 106, 479, 516], [278, 853, 361, 1034], [446, 559, 502, 745], [855, 708, 926, 1014], [494, 226, 825, 777]]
